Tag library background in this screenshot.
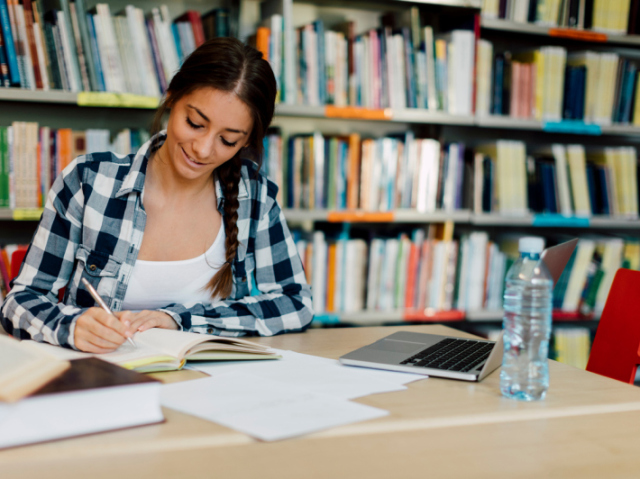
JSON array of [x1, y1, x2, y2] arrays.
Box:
[[0, 0, 638, 369]]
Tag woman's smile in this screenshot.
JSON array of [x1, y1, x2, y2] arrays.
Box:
[[181, 147, 208, 168]]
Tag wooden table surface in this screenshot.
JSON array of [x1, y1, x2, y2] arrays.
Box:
[[3, 324, 640, 479]]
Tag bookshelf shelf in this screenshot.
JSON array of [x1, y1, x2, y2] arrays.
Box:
[[314, 309, 600, 325], [2, 90, 640, 136], [476, 115, 542, 130], [282, 209, 332, 223], [481, 17, 640, 46], [481, 18, 556, 37], [314, 309, 467, 326], [600, 124, 640, 136], [383, 0, 481, 7], [393, 209, 470, 223], [589, 217, 640, 229], [471, 214, 534, 226], [0, 89, 77, 104], [274, 104, 326, 118], [466, 309, 503, 321], [391, 109, 472, 125], [6, 208, 639, 230], [283, 209, 471, 224]]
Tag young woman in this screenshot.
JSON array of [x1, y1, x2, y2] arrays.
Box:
[[1, 38, 313, 353]]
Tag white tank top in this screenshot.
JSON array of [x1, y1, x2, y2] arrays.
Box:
[[122, 222, 226, 311]]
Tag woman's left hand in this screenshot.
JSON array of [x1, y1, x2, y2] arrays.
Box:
[[117, 310, 180, 334]]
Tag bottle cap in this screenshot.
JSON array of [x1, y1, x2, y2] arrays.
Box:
[[518, 236, 545, 254]]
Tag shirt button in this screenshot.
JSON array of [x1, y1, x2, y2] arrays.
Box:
[[89, 264, 97, 271], [207, 328, 214, 334]]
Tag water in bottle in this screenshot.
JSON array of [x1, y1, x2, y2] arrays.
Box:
[[500, 236, 553, 401]]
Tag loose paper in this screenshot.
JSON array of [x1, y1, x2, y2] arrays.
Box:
[[191, 349, 427, 399], [161, 372, 389, 441]]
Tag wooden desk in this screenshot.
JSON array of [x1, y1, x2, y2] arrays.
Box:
[[3, 324, 640, 479]]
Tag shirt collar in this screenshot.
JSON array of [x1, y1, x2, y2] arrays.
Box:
[[116, 130, 249, 202], [115, 131, 158, 198]]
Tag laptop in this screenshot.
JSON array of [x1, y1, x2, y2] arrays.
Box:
[[338, 238, 579, 382]]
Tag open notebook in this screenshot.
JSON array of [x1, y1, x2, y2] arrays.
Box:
[[29, 329, 280, 373]]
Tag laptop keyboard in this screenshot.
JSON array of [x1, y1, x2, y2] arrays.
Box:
[[400, 338, 494, 373]]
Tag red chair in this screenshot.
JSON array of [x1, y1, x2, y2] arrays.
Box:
[[586, 268, 640, 384], [10, 247, 28, 283]]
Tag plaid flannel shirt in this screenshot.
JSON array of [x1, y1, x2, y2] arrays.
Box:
[[1, 132, 313, 349]]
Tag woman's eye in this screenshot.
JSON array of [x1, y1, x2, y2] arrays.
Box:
[[186, 117, 202, 129], [221, 137, 237, 147]]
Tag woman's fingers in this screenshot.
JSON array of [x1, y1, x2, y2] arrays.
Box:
[[74, 337, 115, 354], [74, 307, 130, 352], [127, 310, 156, 332]]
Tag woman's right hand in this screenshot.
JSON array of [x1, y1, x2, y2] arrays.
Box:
[[74, 307, 133, 353]]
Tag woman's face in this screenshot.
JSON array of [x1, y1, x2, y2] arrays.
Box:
[[161, 87, 254, 181]]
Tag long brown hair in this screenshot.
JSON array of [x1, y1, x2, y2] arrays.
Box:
[[151, 37, 277, 299]]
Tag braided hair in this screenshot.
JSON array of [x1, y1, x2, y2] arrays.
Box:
[[150, 37, 277, 298]]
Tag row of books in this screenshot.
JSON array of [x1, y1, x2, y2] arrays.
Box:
[[296, 227, 639, 318], [477, 142, 639, 218], [476, 44, 640, 125], [0, 122, 149, 208], [255, 6, 475, 113], [261, 131, 640, 219], [553, 327, 591, 369], [296, 226, 508, 315], [264, 130, 470, 213], [0, 0, 230, 93], [482, 0, 637, 34]]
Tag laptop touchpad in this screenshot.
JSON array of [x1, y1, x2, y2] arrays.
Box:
[[372, 340, 423, 354]]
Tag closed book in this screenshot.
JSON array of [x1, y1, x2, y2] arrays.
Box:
[[541, 162, 559, 213], [618, 62, 637, 124], [0, 126, 8, 208], [20, 0, 42, 88], [175, 10, 204, 46], [562, 239, 596, 311], [0, 357, 163, 449], [586, 163, 598, 214], [481, 155, 494, 212], [0, 0, 20, 84], [492, 53, 504, 115], [85, 11, 104, 90]]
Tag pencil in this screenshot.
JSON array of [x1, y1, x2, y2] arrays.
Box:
[[81, 278, 137, 348]]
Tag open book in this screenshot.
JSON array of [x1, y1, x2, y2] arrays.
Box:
[[30, 329, 280, 373]]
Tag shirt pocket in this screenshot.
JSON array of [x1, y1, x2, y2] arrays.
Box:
[[71, 245, 122, 308]]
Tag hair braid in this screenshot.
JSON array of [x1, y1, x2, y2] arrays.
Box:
[[207, 156, 242, 299]]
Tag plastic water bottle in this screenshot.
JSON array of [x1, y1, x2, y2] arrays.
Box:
[[500, 236, 553, 401]]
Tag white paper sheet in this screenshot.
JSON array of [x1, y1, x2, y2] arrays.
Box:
[[191, 349, 427, 400], [160, 372, 388, 441]]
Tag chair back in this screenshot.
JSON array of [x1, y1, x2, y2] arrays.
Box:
[[10, 247, 28, 282], [586, 268, 640, 384]]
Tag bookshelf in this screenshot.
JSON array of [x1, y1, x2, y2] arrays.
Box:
[[3, 0, 640, 369], [480, 17, 640, 47]]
